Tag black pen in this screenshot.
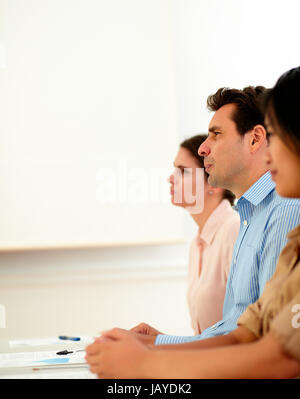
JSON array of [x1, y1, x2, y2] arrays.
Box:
[[56, 349, 85, 355]]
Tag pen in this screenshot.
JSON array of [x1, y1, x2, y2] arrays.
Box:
[[32, 364, 89, 371], [58, 335, 81, 341], [56, 349, 85, 355]]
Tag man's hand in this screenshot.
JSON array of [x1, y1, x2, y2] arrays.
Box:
[[130, 322, 163, 337], [85, 328, 150, 379]]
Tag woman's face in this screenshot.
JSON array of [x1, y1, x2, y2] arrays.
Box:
[[265, 114, 300, 198], [168, 147, 205, 213]]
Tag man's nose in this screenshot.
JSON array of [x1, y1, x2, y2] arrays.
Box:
[[198, 139, 210, 157]]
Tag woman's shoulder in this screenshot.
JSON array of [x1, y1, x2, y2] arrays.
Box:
[[216, 204, 240, 239], [221, 202, 240, 227]]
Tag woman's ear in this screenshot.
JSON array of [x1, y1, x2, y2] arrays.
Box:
[[206, 184, 223, 196]]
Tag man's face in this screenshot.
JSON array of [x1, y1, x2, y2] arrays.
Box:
[[198, 103, 248, 192]]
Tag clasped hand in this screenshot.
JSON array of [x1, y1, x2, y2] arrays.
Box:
[[85, 323, 162, 378]]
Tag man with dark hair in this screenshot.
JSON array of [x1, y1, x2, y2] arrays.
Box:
[[144, 85, 300, 346], [199, 86, 268, 194], [207, 86, 266, 135]]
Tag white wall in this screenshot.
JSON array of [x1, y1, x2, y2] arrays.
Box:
[[0, 240, 195, 339], [0, 0, 196, 341], [0, 0, 183, 250], [175, 0, 300, 137]]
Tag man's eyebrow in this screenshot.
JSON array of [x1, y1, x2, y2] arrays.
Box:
[[208, 125, 221, 133]]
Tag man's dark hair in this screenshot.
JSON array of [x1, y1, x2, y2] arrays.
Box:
[[207, 86, 268, 135], [180, 134, 235, 206]]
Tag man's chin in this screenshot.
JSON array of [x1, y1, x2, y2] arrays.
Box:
[[207, 174, 218, 187]]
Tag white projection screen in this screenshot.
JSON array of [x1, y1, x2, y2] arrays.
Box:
[[0, 0, 186, 250]]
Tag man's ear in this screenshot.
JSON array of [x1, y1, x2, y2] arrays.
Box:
[[248, 125, 267, 153]]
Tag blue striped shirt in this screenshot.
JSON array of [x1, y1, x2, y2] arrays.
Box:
[[155, 172, 300, 345]]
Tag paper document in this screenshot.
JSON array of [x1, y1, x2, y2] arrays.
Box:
[[0, 350, 86, 369], [0, 368, 96, 379]]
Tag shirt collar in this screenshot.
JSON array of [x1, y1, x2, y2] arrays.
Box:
[[240, 171, 275, 206], [198, 199, 233, 245]]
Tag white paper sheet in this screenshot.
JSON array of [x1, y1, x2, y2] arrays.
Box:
[[0, 350, 86, 369], [0, 368, 96, 379]]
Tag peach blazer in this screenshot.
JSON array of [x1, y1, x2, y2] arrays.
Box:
[[187, 199, 240, 334]]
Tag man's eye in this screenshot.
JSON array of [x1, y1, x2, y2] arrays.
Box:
[[214, 131, 221, 136]]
